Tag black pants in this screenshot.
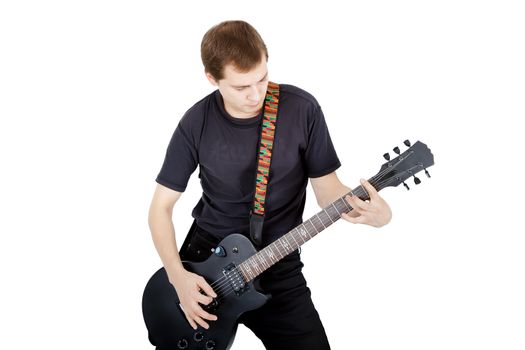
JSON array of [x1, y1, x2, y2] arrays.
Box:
[[180, 224, 331, 350]]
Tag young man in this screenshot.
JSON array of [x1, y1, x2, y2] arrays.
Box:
[[148, 20, 392, 349]]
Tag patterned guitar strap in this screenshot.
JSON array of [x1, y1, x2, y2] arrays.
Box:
[[250, 81, 280, 247]]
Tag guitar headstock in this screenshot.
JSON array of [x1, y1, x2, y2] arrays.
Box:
[[372, 140, 434, 191]]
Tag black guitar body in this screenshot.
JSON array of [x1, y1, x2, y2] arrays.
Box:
[[142, 233, 270, 350]]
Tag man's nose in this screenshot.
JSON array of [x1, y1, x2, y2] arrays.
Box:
[[247, 86, 260, 101]]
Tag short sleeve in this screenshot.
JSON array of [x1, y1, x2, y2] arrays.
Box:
[[155, 121, 198, 192], [304, 106, 341, 178]]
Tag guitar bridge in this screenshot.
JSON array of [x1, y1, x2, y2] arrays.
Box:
[[223, 263, 248, 296]]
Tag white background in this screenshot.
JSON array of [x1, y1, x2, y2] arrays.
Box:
[[1, 1, 524, 349]]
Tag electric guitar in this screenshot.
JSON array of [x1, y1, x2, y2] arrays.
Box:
[[142, 140, 434, 350]]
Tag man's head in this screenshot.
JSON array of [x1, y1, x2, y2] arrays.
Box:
[[201, 20, 269, 118]]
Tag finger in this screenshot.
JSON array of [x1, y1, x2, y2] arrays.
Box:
[[196, 293, 213, 305], [342, 212, 367, 224], [360, 179, 378, 199], [196, 307, 218, 321], [340, 212, 355, 222], [345, 194, 367, 211], [197, 277, 217, 298], [342, 199, 363, 217], [352, 194, 369, 209], [344, 198, 363, 216], [193, 315, 210, 329], [185, 314, 198, 330]]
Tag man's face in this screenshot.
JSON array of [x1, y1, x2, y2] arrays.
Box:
[[206, 57, 269, 118]]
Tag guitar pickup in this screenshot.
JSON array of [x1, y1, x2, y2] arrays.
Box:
[[223, 263, 248, 296]]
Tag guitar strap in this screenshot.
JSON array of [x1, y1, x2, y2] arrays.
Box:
[[249, 81, 280, 247]]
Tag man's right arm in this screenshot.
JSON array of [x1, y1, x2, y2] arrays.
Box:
[[148, 183, 218, 329], [148, 183, 185, 280]]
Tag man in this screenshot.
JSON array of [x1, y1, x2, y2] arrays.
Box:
[[148, 20, 392, 349]]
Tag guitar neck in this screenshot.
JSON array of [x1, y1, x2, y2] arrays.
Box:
[[236, 140, 435, 283], [237, 183, 371, 283]]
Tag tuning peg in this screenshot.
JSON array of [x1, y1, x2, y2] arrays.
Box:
[[413, 175, 421, 185], [393, 146, 400, 155], [424, 169, 431, 178], [404, 139, 411, 147], [383, 153, 390, 161], [403, 181, 410, 190]]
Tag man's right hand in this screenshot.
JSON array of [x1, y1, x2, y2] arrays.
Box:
[[170, 268, 218, 330]]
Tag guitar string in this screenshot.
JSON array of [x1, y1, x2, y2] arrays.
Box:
[[208, 187, 393, 301], [205, 175, 399, 299], [203, 175, 400, 300], [208, 165, 415, 292]]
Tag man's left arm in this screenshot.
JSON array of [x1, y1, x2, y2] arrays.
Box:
[[310, 171, 392, 228]]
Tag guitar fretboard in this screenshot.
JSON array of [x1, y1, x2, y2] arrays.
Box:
[[238, 185, 369, 282]]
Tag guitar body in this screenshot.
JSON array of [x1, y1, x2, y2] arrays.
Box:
[[142, 234, 270, 350]]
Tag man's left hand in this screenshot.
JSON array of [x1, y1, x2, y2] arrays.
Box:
[[341, 179, 392, 227]]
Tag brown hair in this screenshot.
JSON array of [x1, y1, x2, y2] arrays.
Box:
[[201, 20, 268, 80]]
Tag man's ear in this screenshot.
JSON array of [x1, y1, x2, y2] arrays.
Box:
[[205, 71, 219, 86]]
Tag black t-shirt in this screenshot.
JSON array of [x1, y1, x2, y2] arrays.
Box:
[[156, 84, 340, 245]]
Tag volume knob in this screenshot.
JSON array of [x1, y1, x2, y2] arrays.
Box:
[[193, 331, 204, 342], [205, 339, 216, 350], [177, 338, 188, 349]]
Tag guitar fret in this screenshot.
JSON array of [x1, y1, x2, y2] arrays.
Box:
[[250, 257, 261, 275], [290, 231, 300, 246], [262, 253, 271, 268], [256, 253, 268, 270], [265, 247, 276, 264], [247, 259, 254, 274], [297, 226, 309, 242], [261, 253, 270, 269], [321, 212, 332, 227], [296, 228, 306, 244], [243, 262, 254, 280], [332, 202, 341, 216], [324, 208, 334, 223], [279, 236, 289, 255], [285, 234, 295, 251], [255, 254, 263, 269], [306, 219, 318, 234], [272, 242, 283, 259], [315, 213, 326, 229], [338, 200, 347, 214], [282, 235, 290, 251], [360, 185, 369, 199], [262, 253, 269, 269], [329, 205, 339, 222], [237, 264, 246, 280], [341, 197, 351, 212], [304, 225, 313, 239], [278, 238, 288, 254], [256, 257, 263, 273]]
